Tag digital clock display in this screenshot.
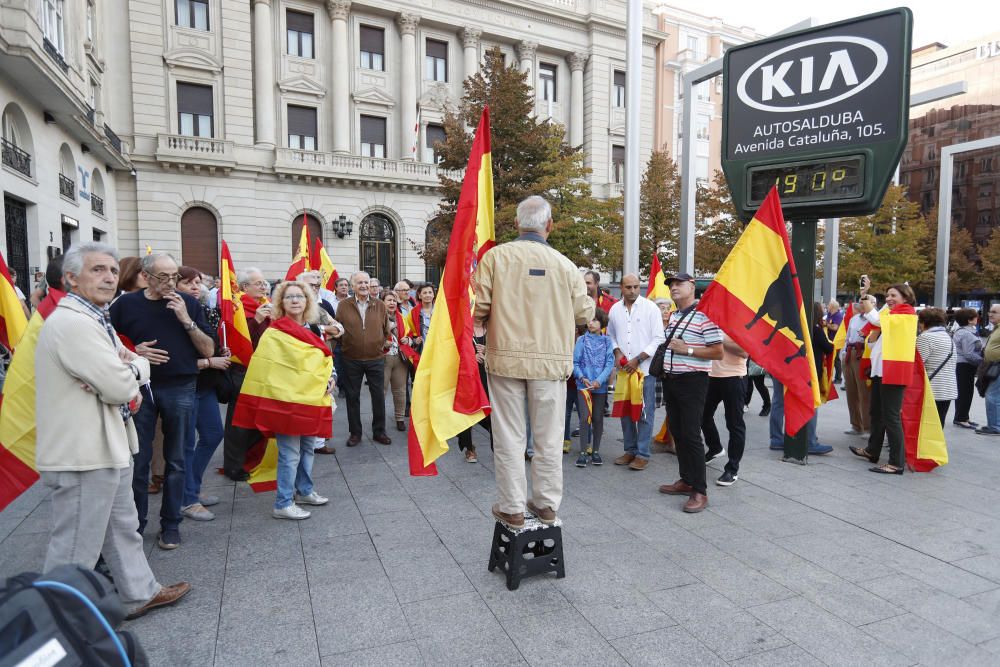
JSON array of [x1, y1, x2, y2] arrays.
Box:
[[748, 156, 865, 206]]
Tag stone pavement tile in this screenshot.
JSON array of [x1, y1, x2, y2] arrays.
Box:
[[301, 530, 379, 564], [608, 625, 727, 667], [679, 553, 795, 608], [338, 461, 399, 488], [351, 482, 419, 515], [953, 554, 1000, 585], [429, 516, 494, 564], [8, 499, 51, 536], [362, 509, 442, 555], [501, 607, 627, 666], [125, 602, 218, 666], [219, 563, 310, 623], [646, 583, 789, 661], [550, 558, 639, 607], [0, 483, 47, 542], [861, 612, 997, 666], [862, 574, 1000, 645], [458, 560, 572, 621], [575, 539, 699, 594], [322, 640, 425, 667], [308, 567, 400, 610], [574, 589, 675, 640], [403, 591, 524, 665], [382, 550, 475, 604], [748, 596, 912, 666], [963, 587, 1000, 618], [214, 619, 321, 667], [315, 602, 413, 656], [882, 548, 999, 598], [982, 636, 1000, 655], [728, 644, 825, 667], [0, 531, 48, 576], [774, 532, 897, 583]]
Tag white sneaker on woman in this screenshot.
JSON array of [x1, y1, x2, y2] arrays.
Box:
[[294, 492, 329, 506], [273, 505, 311, 520]]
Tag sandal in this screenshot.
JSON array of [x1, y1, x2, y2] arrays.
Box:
[[869, 464, 903, 475], [849, 446, 877, 463]]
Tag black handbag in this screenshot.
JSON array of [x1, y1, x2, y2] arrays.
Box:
[[649, 306, 696, 378], [215, 367, 238, 404], [975, 361, 1000, 397]]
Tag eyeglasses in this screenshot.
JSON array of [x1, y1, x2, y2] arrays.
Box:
[[283, 294, 306, 301], [148, 273, 180, 283], [248, 280, 267, 288], [307, 284, 321, 290]]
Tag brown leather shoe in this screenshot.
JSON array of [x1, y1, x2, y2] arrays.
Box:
[[346, 434, 361, 447], [373, 433, 391, 445], [491, 503, 524, 529], [125, 582, 191, 620], [659, 479, 695, 495], [683, 493, 708, 513], [614, 453, 636, 466], [396, 420, 406, 431], [526, 500, 557, 525], [315, 445, 336, 455], [629, 457, 649, 471]]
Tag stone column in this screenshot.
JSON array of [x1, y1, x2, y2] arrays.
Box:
[[397, 13, 420, 160], [327, 0, 351, 154], [252, 0, 276, 148], [461, 27, 481, 80], [518, 41, 537, 110], [568, 52, 588, 148]]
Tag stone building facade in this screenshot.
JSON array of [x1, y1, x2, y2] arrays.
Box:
[[113, 0, 663, 284]]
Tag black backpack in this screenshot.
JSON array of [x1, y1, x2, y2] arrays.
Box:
[[0, 565, 148, 667]]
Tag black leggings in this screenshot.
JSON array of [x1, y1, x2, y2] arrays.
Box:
[[744, 375, 770, 409]]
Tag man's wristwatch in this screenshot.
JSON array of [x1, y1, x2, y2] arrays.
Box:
[[687, 347, 694, 357], [184, 321, 197, 331]]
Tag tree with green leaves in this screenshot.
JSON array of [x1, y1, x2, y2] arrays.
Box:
[[638, 150, 681, 275], [980, 228, 1000, 292], [694, 171, 744, 275]]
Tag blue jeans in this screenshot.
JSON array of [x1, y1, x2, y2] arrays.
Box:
[[769, 378, 819, 448], [183, 387, 225, 507], [985, 377, 1000, 430], [133, 378, 197, 534], [621, 375, 656, 460], [275, 434, 323, 510]]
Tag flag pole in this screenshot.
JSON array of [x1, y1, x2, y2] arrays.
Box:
[[784, 218, 817, 463]]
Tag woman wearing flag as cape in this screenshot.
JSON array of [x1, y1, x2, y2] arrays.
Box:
[[232, 281, 336, 519]]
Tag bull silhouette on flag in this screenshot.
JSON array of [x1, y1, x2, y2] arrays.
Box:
[[697, 187, 820, 437]]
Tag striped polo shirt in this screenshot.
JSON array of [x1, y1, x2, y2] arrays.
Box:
[[664, 307, 722, 374]]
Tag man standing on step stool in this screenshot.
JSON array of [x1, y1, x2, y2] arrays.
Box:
[[474, 196, 594, 529]]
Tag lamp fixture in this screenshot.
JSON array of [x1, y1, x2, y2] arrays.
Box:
[[334, 214, 353, 239]]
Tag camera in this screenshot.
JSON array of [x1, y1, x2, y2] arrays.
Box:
[[859, 275, 867, 289]]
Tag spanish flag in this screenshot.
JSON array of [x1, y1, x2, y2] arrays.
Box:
[[243, 437, 279, 492], [407, 106, 494, 476], [285, 224, 311, 281], [219, 241, 254, 366], [903, 353, 948, 472], [611, 370, 644, 422], [232, 316, 334, 438], [697, 187, 819, 436], [0, 288, 64, 511], [880, 304, 918, 386], [144, 243, 153, 255], [0, 252, 28, 351], [832, 303, 853, 353], [310, 236, 339, 290], [819, 331, 839, 404], [646, 254, 670, 300]]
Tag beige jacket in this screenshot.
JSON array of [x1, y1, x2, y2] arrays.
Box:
[[474, 235, 594, 380], [35, 297, 150, 471]]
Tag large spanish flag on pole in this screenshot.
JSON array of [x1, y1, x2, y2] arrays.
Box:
[[0, 251, 28, 352], [407, 106, 494, 476], [310, 236, 340, 290], [0, 288, 65, 511], [697, 187, 820, 436], [902, 353, 948, 472], [285, 224, 311, 281], [646, 254, 670, 300], [219, 241, 255, 366]]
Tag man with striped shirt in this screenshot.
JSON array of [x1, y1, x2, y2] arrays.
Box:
[[657, 273, 722, 513]]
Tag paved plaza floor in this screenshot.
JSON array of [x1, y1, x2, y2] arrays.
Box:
[[2, 383, 1000, 666]]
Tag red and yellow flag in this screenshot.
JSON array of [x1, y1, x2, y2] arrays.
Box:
[[819, 331, 839, 404], [285, 224, 311, 281], [611, 369, 644, 422], [310, 236, 339, 290], [0, 288, 65, 510], [407, 106, 494, 476], [0, 252, 28, 352], [902, 353, 948, 471], [646, 254, 670, 300], [241, 437, 279, 492], [697, 187, 819, 436], [219, 241, 254, 366], [832, 303, 853, 354], [880, 304, 918, 386], [232, 317, 334, 438]]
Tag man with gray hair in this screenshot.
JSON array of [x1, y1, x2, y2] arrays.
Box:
[[37, 243, 190, 619], [474, 195, 594, 528]]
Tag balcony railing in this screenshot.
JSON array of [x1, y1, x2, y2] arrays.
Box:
[[274, 148, 464, 185], [42, 38, 69, 73], [91, 193, 105, 216], [103, 124, 122, 154], [160, 134, 230, 156], [86, 107, 96, 126], [155, 133, 236, 171], [1, 138, 32, 177], [58, 173, 75, 200]]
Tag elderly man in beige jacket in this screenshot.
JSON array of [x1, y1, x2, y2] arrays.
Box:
[[474, 196, 594, 528], [35, 242, 190, 620]]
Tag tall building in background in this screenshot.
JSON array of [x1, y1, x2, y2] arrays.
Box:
[[651, 4, 760, 184], [902, 34, 1000, 244]]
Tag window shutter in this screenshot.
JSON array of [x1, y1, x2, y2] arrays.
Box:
[[360, 116, 386, 145], [288, 105, 317, 137], [360, 26, 384, 54], [426, 39, 447, 59], [286, 10, 312, 33], [177, 82, 213, 116]]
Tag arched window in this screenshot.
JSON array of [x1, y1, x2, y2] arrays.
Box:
[[180, 206, 219, 274], [1, 103, 33, 178], [292, 213, 323, 257], [90, 168, 105, 217], [359, 213, 396, 288], [58, 143, 75, 200]]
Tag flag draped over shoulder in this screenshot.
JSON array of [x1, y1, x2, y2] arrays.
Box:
[[880, 304, 918, 385], [646, 254, 670, 300], [697, 187, 819, 436], [407, 106, 494, 476], [219, 241, 254, 366], [0, 252, 28, 352], [285, 224, 310, 281], [902, 353, 948, 471], [232, 317, 333, 438], [310, 236, 339, 290], [611, 370, 644, 422], [0, 288, 65, 510]]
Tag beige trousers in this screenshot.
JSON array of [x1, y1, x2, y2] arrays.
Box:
[[383, 353, 408, 422], [844, 350, 871, 432], [488, 374, 565, 514]]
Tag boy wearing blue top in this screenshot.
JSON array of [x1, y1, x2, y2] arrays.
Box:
[[573, 309, 614, 467]]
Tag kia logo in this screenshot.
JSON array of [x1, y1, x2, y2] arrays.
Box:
[[736, 36, 888, 113]]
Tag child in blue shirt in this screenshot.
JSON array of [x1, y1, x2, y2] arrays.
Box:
[[572, 308, 614, 467]]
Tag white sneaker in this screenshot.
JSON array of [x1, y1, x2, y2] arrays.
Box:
[[294, 491, 329, 506], [199, 495, 220, 507], [180, 503, 215, 521], [272, 504, 311, 520]]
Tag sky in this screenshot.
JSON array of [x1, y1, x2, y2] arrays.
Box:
[[656, 0, 995, 49]]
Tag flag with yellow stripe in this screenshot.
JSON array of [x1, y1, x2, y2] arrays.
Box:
[[903, 353, 948, 471], [880, 304, 918, 386], [0, 251, 27, 352], [646, 254, 670, 300], [220, 241, 254, 366]]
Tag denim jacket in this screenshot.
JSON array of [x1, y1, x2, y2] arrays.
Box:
[[573, 333, 614, 394]]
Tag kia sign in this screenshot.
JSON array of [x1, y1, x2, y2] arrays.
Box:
[[722, 8, 912, 220]]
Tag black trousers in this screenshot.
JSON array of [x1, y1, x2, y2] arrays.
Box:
[[834, 355, 843, 383], [342, 357, 386, 437], [702, 376, 747, 475], [954, 362, 977, 423], [663, 372, 710, 495], [744, 374, 770, 409], [866, 378, 906, 468], [223, 365, 261, 474], [935, 399, 950, 427]]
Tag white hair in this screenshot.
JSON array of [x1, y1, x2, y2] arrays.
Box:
[[237, 267, 263, 288], [350, 271, 370, 285], [297, 270, 321, 282], [63, 242, 119, 278], [140, 252, 176, 273], [516, 196, 552, 232]]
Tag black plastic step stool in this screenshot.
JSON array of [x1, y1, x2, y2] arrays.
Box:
[[487, 515, 565, 590]]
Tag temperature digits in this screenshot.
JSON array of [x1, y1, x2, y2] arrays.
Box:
[[753, 156, 864, 205]]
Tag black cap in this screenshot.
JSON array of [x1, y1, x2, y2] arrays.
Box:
[[665, 272, 695, 286]]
